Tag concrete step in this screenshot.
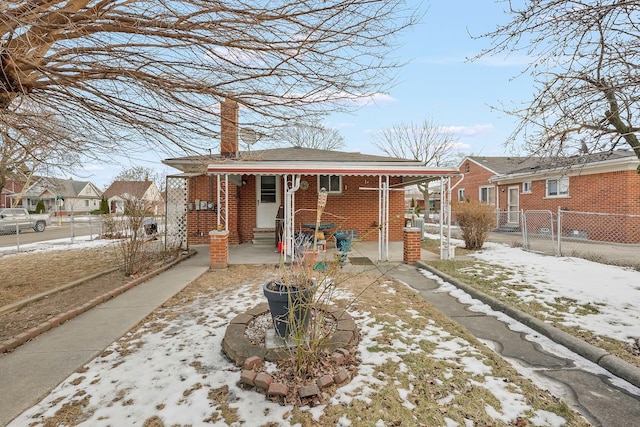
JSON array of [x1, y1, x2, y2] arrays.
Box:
[[252, 228, 276, 246]]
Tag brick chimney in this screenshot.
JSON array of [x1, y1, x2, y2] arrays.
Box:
[[220, 98, 239, 158]]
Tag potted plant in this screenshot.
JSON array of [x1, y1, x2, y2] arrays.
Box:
[[263, 269, 316, 338]]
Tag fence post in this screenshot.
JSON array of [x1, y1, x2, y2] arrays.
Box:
[[521, 210, 527, 249], [557, 206, 562, 257]]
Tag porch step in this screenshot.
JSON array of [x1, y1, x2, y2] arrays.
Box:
[[252, 228, 276, 246]]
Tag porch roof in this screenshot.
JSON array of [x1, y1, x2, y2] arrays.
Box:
[[164, 146, 460, 181], [205, 161, 459, 181]]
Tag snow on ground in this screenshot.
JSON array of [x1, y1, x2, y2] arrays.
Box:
[[0, 234, 113, 257], [6, 235, 640, 425], [10, 268, 575, 426], [449, 238, 640, 345]]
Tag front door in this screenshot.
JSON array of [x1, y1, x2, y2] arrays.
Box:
[[507, 186, 520, 224], [256, 175, 281, 228]]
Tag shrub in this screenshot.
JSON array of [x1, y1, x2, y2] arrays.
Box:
[[100, 198, 109, 214], [452, 201, 495, 250], [35, 199, 46, 214]]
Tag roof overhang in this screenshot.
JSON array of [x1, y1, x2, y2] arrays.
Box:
[[491, 155, 640, 184], [206, 161, 460, 181]]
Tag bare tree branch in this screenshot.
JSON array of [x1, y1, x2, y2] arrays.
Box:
[[2, 1, 419, 155], [272, 122, 345, 150], [474, 0, 640, 171], [370, 118, 460, 202]]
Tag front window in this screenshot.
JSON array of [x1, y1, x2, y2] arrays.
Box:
[[457, 188, 465, 202], [84, 200, 89, 207], [318, 175, 341, 193], [522, 181, 532, 193], [546, 177, 569, 197], [479, 186, 495, 205]]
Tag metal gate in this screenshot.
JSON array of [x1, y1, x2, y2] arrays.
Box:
[[165, 175, 190, 250], [522, 210, 556, 256]]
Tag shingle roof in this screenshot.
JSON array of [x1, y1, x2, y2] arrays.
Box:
[[103, 181, 153, 199], [164, 146, 414, 165], [23, 177, 96, 198], [506, 150, 637, 175], [465, 156, 547, 174], [466, 150, 638, 176]]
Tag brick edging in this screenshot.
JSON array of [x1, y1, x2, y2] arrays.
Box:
[[0, 249, 196, 354]]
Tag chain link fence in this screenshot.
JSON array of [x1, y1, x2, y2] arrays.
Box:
[[491, 208, 640, 266]]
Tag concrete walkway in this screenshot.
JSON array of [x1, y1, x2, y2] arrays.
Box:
[[387, 262, 640, 427], [0, 248, 211, 426], [1, 242, 639, 426]]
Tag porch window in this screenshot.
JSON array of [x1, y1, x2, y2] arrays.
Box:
[[546, 177, 569, 197], [457, 188, 465, 202], [522, 181, 532, 193], [318, 175, 341, 194], [479, 186, 495, 205]]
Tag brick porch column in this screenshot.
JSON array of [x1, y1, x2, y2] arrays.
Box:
[[403, 227, 421, 264], [210, 230, 229, 269]]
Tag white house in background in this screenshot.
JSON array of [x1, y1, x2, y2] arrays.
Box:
[[102, 181, 164, 215], [15, 177, 102, 215]]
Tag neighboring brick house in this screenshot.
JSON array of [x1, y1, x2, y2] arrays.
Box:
[[456, 151, 640, 243], [0, 179, 24, 209], [163, 99, 459, 256], [103, 180, 164, 216]]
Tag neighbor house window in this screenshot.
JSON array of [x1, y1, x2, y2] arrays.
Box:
[[479, 186, 495, 205], [84, 200, 89, 207], [522, 181, 532, 193], [465, 163, 470, 173], [457, 188, 465, 202], [318, 175, 341, 193], [546, 177, 569, 197]]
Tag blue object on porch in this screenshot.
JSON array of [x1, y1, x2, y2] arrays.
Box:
[[334, 230, 353, 252]]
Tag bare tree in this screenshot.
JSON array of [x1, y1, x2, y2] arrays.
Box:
[[113, 166, 165, 192], [0, 101, 108, 198], [371, 118, 460, 166], [274, 122, 346, 150], [474, 1, 640, 170], [1, 1, 418, 160], [371, 118, 460, 207]]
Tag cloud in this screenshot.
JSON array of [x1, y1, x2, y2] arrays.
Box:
[[441, 124, 494, 137]]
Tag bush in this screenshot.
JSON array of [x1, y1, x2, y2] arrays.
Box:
[[100, 198, 109, 214], [452, 201, 495, 250], [35, 199, 46, 214]]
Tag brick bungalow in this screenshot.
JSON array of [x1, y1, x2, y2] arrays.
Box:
[[456, 151, 640, 243], [162, 99, 459, 261]]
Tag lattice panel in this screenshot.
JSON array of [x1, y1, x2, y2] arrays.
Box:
[[165, 176, 189, 250]]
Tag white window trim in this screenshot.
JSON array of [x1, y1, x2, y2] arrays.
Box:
[[479, 185, 496, 206], [457, 188, 465, 202], [522, 181, 532, 194], [545, 176, 569, 198], [318, 175, 342, 194]]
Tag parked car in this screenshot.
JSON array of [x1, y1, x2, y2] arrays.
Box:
[[0, 208, 51, 233]]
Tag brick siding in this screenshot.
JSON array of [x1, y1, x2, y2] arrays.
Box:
[[186, 174, 405, 246]]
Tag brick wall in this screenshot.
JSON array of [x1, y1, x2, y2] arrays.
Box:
[[186, 174, 240, 245], [496, 170, 640, 215], [455, 159, 497, 204], [186, 174, 406, 246], [274, 175, 405, 243]]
